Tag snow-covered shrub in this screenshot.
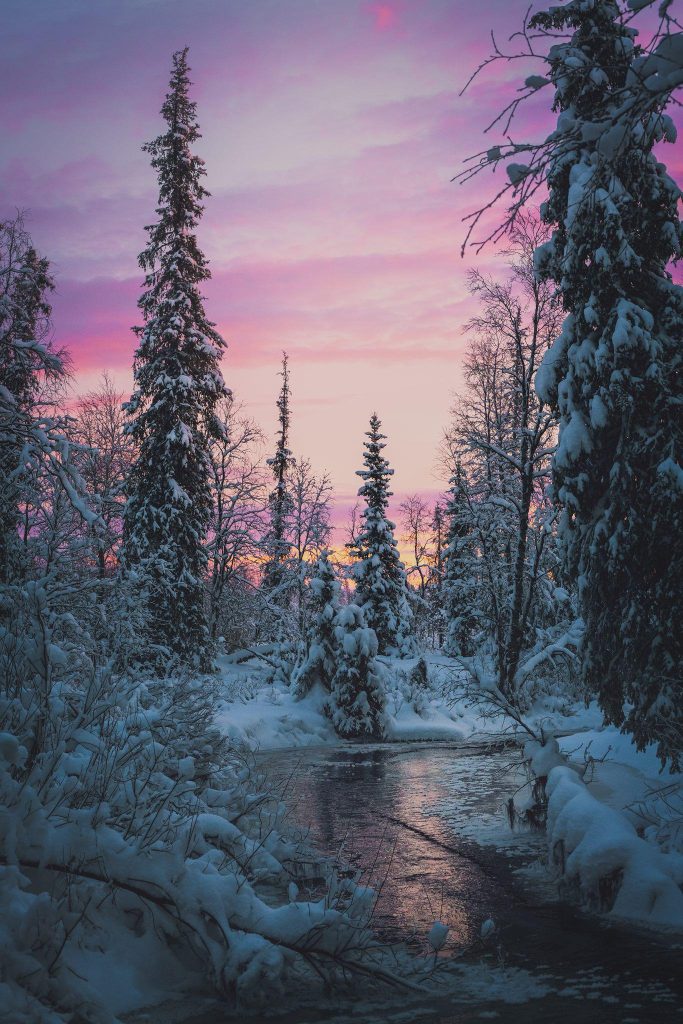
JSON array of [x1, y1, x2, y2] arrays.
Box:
[[625, 782, 683, 858], [292, 550, 340, 697], [222, 669, 262, 706], [408, 655, 429, 692], [388, 656, 431, 717], [327, 604, 386, 739], [0, 575, 405, 1020], [265, 637, 300, 687]]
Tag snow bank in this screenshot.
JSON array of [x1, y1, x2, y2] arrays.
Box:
[[523, 734, 683, 929], [546, 764, 683, 926], [384, 700, 465, 742], [216, 655, 602, 751], [215, 673, 336, 750]]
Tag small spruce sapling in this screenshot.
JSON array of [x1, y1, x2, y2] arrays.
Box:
[[327, 603, 385, 739], [292, 550, 340, 697]]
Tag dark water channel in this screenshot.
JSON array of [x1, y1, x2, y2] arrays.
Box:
[[198, 742, 683, 1024]]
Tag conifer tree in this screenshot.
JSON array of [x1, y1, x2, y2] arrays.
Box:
[[425, 501, 448, 647], [0, 216, 62, 584], [527, 1, 683, 763], [123, 48, 228, 668], [262, 353, 295, 605], [327, 603, 385, 738], [442, 462, 478, 657], [350, 413, 413, 656], [292, 550, 340, 697]]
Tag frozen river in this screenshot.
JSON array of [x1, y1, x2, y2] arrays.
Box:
[[189, 742, 683, 1024]]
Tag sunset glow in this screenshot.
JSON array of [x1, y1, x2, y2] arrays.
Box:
[[2, 0, 680, 538]]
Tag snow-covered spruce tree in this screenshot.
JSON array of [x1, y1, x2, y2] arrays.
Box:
[[460, 3, 682, 760], [123, 48, 228, 670], [292, 549, 340, 697], [0, 216, 58, 584], [441, 462, 478, 658], [349, 414, 414, 656], [327, 603, 386, 739], [262, 352, 295, 607], [258, 354, 298, 681], [527, 1, 683, 763], [0, 216, 98, 595]]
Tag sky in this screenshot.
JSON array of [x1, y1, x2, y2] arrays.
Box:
[[2, 0, 681, 539]]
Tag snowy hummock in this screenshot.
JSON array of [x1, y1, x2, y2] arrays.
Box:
[[517, 731, 683, 930]]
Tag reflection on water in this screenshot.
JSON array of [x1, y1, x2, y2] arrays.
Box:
[[268, 744, 534, 954], [257, 743, 683, 1023]]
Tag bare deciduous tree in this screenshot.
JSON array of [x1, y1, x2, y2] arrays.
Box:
[[206, 395, 268, 642], [289, 457, 333, 632], [74, 372, 135, 577], [445, 216, 575, 699], [399, 494, 433, 599]]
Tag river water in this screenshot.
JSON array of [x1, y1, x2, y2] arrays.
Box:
[[192, 742, 683, 1024]]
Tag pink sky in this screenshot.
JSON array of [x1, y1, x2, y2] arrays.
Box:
[[2, 0, 680, 541]]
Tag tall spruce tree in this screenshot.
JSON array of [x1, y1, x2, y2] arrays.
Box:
[[528, 1, 683, 764], [262, 353, 295, 604], [442, 462, 478, 657], [0, 216, 61, 585], [350, 413, 413, 656], [123, 48, 228, 669]]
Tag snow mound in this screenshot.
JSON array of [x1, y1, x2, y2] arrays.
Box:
[[546, 763, 683, 927]]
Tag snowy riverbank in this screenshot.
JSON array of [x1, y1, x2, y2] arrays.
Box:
[[214, 652, 683, 933], [215, 651, 600, 750]]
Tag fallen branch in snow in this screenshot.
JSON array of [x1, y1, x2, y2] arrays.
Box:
[[3, 853, 423, 994], [512, 621, 583, 690], [237, 646, 282, 669]]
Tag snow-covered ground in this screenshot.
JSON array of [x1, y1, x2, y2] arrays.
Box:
[[214, 652, 574, 750], [214, 653, 475, 749]]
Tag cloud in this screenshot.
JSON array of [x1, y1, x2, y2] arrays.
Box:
[[3, 0, 680, 498]]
